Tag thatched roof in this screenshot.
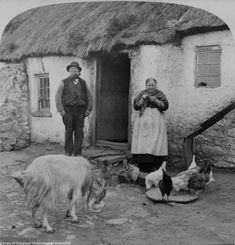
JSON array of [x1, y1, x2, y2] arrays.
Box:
[[0, 1, 228, 62]]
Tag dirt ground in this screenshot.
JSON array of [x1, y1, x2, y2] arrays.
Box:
[[0, 142, 235, 245]]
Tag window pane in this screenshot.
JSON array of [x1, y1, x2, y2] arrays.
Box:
[[47, 88, 50, 99], [43, 78, 46, 88], [196, 45, 221, 52], [197, 64, 220, 77], [196, 76, 220, 88], [40, 89, 43, 98], [44, 88, 47, 99], [36, 74, 50, 112], [40, 78, 43, 88], [195, 45, 221, 88], [39, 100, 42, 110], [208, 52, 221, 64], [197, 52, 220, 65]]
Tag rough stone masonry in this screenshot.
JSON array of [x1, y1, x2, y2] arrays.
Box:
[[0, 63, 30, 151]]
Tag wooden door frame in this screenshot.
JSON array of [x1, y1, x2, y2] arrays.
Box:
[[91, 57, 101, 146], [93, 54, 131, 150]]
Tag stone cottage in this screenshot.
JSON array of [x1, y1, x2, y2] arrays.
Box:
[[0, 2, 234, 167]]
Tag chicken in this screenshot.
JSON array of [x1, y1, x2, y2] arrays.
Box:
[[188, 155, 200, 173], [120, 159, 140, 183], [158, 169, 173, 201], [145, 161, 166, 190], [188, 163, 215, 192], [172, 155, 200, 192], [206, 168, 215, 185], [188, 173, 206, 191], [172, 173, 189, 192], [172, 157, 215, 193]]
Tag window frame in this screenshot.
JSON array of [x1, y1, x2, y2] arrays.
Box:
[[195, 44, 222, 88], [32, 73, 52, 117]]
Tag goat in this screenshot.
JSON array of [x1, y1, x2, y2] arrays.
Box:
[[11, 154, 107, 233]]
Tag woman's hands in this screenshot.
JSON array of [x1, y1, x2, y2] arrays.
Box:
[[149, 96, 162, 104], [138, 94, 162, 107], [149, 96, 156, 102], [138, 94, 147, 106], [142, 94, 148, 100]]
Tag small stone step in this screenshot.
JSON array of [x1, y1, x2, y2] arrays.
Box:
[[96, 155, 126, 164], [83, 147, 123, 159]]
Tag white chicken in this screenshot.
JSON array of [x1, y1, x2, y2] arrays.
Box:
[[187, 155, 200, 173], [145, 161, 166, 190], [172, 155, 200, 192], [172, 173, 189, 192]]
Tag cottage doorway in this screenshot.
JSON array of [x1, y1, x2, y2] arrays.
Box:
[[96, 53, 130, 149]]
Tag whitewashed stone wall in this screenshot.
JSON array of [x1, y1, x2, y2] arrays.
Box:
[[0, 63, 30, 151], [130, 30, 235, 167], [26, 56, 96, 147]]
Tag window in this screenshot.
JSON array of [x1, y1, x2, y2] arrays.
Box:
[[32, 73, 51, 117], [38, 74, 50, 111], [195, 45, 221, 88]]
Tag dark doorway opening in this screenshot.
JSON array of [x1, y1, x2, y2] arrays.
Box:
[[96, 53, 130, 148]]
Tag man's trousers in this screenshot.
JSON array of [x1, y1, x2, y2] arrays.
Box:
[[62, 106, 86, 156]]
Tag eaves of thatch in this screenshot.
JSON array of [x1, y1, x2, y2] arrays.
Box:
[[0, 1, 228, 62]]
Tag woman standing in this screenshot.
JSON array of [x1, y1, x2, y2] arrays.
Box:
[[131, 78, 169, 172]]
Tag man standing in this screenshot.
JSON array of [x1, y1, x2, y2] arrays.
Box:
[[55, 61, 93, 156]]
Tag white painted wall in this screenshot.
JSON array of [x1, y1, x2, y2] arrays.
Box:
[[0, 62, 6, 70], [130, 44, 183, 135], [26, 56, 96, 145], [130, 29, 235, 156], [25, 29, 235, 161], [131, 30, 235, 131], [174, 30, 235, 135]]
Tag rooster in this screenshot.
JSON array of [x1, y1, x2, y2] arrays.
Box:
[[158, 169, 173, 201], [145, 161, 166, 190]]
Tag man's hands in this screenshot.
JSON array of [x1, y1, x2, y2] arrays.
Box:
[[60, 110, 66, 117], [84, 110, 90, 117], [60, 110, 90, 117]]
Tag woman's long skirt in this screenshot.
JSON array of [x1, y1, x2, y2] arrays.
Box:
[[131, 107, 168, 172]]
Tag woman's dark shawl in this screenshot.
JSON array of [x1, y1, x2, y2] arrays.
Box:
[[133, 89, 169, 116]]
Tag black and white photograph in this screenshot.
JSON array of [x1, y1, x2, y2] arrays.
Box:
[[0, 0, 234, 244]]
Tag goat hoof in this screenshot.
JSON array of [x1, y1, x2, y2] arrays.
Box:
[[72, 218, 79, 223], [46, 227, 55, 233], [66, 211, 71, 218], [33, 223, 42, 228]]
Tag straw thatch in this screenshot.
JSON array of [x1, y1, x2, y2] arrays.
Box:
[[0, 1, 228, 62]]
